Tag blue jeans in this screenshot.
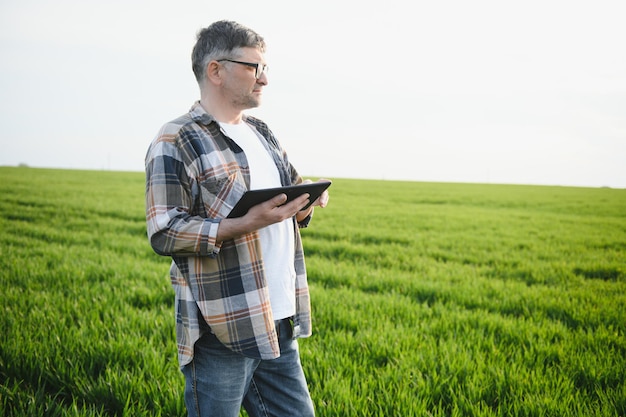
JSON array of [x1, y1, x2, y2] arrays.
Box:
[[182, 319, 315, 417]]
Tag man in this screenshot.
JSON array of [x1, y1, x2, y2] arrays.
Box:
[[145, 20, 328, 417]]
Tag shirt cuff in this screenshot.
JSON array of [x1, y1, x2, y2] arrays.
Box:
[[203, 218, 222, 256]]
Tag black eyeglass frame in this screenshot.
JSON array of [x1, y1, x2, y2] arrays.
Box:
[[217, 59, 268, 79]]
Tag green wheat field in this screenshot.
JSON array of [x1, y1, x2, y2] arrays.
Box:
[[1, 166, 625, 417]]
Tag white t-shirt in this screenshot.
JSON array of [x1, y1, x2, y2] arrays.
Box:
[[219, 121, 296, 320]]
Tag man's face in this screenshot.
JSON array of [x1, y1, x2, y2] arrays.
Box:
[[221, 47, 269, 110]]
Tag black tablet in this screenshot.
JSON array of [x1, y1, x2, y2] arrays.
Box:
[[227, 180, 332, 218]]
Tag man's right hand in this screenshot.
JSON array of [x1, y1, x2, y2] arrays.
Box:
[[216, 193, 310, 243]]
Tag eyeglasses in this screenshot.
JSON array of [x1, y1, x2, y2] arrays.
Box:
[[217, 59, 268, 79]]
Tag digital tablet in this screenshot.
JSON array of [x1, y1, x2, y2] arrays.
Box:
[[227, 180, 332, 218]]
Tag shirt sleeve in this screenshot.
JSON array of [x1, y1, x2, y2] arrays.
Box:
[[145, 134, 222, 258]]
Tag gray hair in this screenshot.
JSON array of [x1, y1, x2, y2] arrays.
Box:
[[191, 20, 266, 84]]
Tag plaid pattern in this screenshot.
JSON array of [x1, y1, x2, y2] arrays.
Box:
[[145, 102, 312, 366]]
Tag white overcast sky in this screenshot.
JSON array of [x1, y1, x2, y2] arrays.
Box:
[[1, 0, 625, 188]]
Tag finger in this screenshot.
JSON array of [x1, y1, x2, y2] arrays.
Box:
[[319, 191, 329, 208], [295, 193, 310, 208], [289, 193, 310, 212], [268, 193, 288, 207]]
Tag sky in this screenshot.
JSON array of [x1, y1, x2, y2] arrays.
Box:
[[1, 0, 625, 188]]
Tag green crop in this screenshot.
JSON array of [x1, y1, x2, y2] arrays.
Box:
[[1, 167, 624, 416]]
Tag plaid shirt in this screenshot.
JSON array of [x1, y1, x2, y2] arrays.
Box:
[[145, 102, 312, 366]]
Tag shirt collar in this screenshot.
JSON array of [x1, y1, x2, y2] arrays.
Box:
[[189, 101, 216, 125]]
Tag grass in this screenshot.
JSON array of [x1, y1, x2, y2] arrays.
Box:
[[0, 166, 624, 416]]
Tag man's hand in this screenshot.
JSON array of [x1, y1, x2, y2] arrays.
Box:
[[247, 192, 311, 226], [296, 179, 330, 222], [216, 192, 310, 243]]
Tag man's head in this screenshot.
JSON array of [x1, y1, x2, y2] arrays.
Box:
[[192, 20, 266, 86]]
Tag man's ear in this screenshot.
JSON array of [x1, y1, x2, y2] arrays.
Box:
[[206, 61, 222, 85]]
